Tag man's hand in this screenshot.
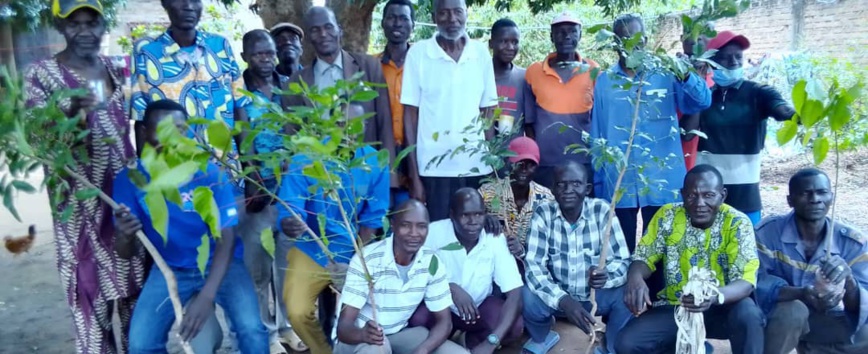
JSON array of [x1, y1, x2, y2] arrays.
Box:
[[559, 297, 595, 334], [280, 217, 306, 238], [179, 295, 216, 342], [470, 342, 497, 354], [69, 92, 98, 117], [451, 285, 480, 325], [244, 171, 271, 213], [409, 177, 426, 204], [483, 215, 503, 235], [588, 266, 608, 289], [819, 256, 853, 285], [326, 262, 349, 292], [803, 286, 844, 312], [361, 320, 385, 346], [624, 275, 652, 316], [115, 205, 142, 239], [681, 294, 714, 313], [506, 236, 524, 258]]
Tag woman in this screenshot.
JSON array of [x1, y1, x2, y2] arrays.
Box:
[[23, 1, 144, 352]]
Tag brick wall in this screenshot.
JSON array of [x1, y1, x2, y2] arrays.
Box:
[[654, 0, 868, 66]]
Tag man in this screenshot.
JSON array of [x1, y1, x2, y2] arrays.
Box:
[[410, 188, 524, 353], [524, 13, 599, 190], [334, 200, 468, 354], [270, 22, 303, 79], [696, 31, 796, 225], [283, 6, 394, 163], [402, 0, 498, 221], [618, 164, 763, 354], [479, 137, 554, 261], [237, 29, 304, 354], [676, 20, 715, 171], [379, 0, 416, 207], [489, 18, 524, 136], [114, 99, 268, 353], [757, 168, 868, 354], [590, 14, 711, 253], [523, 162, 632, 354], [276, 104, 390, 354]]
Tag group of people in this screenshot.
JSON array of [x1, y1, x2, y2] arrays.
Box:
[[21, 0, 868, 354]]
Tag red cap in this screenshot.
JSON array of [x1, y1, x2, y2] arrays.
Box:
[[508, 137, 540, 164], [707, 31, 750, 50]]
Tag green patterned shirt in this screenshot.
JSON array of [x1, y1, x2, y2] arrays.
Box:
[[634, 203, 759, 305]]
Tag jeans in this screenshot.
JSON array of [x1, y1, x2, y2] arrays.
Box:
[[522, 285, 632, 354], [615, 298, 764, 354], [765, 300, 868, 354], [128, 259, 268, 354]]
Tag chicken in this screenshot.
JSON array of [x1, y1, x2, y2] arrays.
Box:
[[4, 225, 36, 256]]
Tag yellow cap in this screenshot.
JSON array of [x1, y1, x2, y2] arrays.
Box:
[[52, 0, 104, 19]]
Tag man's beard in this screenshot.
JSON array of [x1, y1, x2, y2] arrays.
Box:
[[438, 28, 466, 41]]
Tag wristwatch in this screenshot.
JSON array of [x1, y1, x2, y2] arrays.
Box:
[[717, 292, 726, 305], [487, 334, 501, 346]]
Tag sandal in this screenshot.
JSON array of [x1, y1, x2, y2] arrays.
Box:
[[522, 330, 560, 354]]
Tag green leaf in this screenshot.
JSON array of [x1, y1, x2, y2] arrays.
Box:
[[3, 184, 20, 222], [432, 132, 439, 142], [799, 99, 825, 128], [193, 186, 221, 240], [197, 234, 210, 277], [260, 228, 275, 258], [791, 80, 807, 115], [143, 161, 200, 192], [776, 120, 798, 145], [317, 213, 328, 246], [812, 136, 830, 165], [827, 97, 851, 132], [145, 191, 169, 244], [206, 120, 233, 154], [428, 254, 439, 275], [439, 242, 464, 251], [11, 180, 36, 193], [74, 188, 101, 201], [350, 89, 379, 103]]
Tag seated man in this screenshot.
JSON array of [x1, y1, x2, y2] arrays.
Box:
[[757, 168, 868, 354], [523, 161, 632, 354], [479, 137, 555, 263], [411, 188, 524, 353], [113, 99, 268, 353], [618, 164, 763, 354], [277, 103, 390, 354], [335, 199, 468, 354]]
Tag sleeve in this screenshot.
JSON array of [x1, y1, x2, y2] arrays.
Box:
[[210, 165, 239, 229], [843, 233, 868, 330], [339, 252, 370, 310], [603, 203, 631, 289], [725, 215, 760, 286], [358, 157, 389, 229], [275, 158, 310, 230], [493, 235, 523, 293], [130, 45, 150, 122], [223, 38, 247, 109], [399, 45, 422, 107], [112, 168, 147, 222], [524, 205, 569, 309], [523, 75, 537, 125], [754, 221, 780, 277], [478, 183, 495, 214], [756, 84, 791, 122], [633, 206, 668, 272], [424, 254, 454, 312], [674, 72, 712, 115], [479, 47, 498, 109]]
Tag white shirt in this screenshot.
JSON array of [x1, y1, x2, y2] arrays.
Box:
[[425, 219, 523, 313], [313, 51, 344, 89], [338, 237, 453, 335], [401, 34, 498, 177]]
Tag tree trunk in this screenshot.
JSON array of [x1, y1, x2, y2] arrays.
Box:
[[252, 0, 377, 66]]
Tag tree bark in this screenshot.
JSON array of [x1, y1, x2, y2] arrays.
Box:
[[252, 0, 377, 66]]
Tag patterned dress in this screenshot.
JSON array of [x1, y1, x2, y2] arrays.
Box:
[[24, 57, 146, 354]]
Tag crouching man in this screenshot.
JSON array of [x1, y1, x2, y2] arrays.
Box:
[[334, 200, 468, 354]]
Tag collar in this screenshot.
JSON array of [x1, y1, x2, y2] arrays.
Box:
[[314, 50, 344, 75], [158, 29, 207, 56], [380, 43, 411, 65], [781, 211, 841, 254], [542, 52, 584, 73], [242, 69, 283, 92], [554, 198, 591, 223], [714, 79, 745, 91], [426, 33, 477, 61], [383, 236, 425, 269]]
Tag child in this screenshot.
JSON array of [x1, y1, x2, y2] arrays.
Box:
[[113, 99, 268, 353]]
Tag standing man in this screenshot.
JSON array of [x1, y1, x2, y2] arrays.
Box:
[[489, 18, 524, 136], [334, 200, 469, 354], [283, 6, 394, 163], [412, 188, 524, 353], [522, 162, 633, 354], [379, 0, 416, 208], [524, 13, 599, 190], [270, 22, 304, 79], [677, 21, 715, 171], [402, 0, 498, 221], [590, 14, 711, 253], [618, 165, 763, 354], [758, 168, 868, 354]]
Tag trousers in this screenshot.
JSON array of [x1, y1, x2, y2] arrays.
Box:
[[764, 300, 868, 354], [408, 296, 524, 349], [333, 326, 469, 354]]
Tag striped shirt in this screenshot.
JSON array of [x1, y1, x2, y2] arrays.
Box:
[[340, 237, 452, 335], [525, 198, 631, 308]]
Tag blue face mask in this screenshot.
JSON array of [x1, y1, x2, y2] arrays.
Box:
[[713, 67, 744, 87]]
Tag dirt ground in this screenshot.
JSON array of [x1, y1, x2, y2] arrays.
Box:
[[2, 149, 866, 354]]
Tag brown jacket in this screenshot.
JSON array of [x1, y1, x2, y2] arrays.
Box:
[[283, 50, 394, 159]]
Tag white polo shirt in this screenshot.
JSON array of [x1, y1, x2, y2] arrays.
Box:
[[401, 34, 498, 177], [339, 237, 453, 335], [425, 219, 523, 313]]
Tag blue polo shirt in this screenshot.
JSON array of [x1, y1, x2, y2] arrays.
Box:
[[243, 69, 290, 194], [113, 161, 243, 269]]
